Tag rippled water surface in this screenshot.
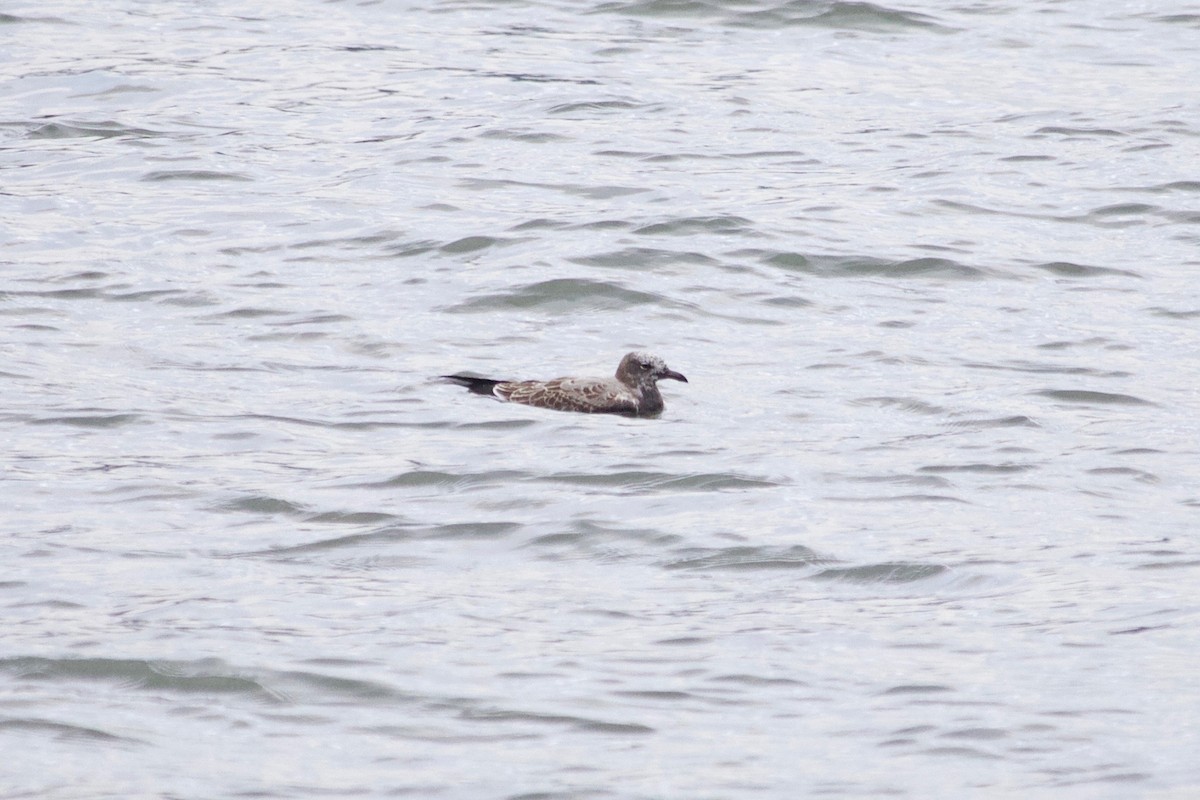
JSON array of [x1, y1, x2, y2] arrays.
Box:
[[4, 0, 1200, 797]]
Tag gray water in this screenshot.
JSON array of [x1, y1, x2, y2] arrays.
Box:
[[3, 0, 1200, 797]]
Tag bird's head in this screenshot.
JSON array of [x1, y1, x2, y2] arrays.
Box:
[[617, 352, 688, 388]]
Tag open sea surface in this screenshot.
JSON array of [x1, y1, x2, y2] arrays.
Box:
[[3, 1, 1199, 797]]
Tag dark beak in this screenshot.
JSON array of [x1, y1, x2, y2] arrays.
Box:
[[662, 369, 688, 383]]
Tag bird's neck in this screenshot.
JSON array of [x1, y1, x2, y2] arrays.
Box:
[[636, 382, 664, 414]]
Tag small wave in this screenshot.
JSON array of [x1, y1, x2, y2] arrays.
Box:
[[454, 419, 540, 431], [232, 522, 521, 559], [108, 288, 188, 303], [810, 562, 949, 584], [542, 470, 782, 493], [0, 716, 135, 744], [663, 544, 828, 571], [880, 684, 953, 695], [829, 472, 954, 489], [305, 511, 400, 525], [828, 493, 968, 504], [28, 120, 159, 139], [943, 415, 1040, 430], [1089, 202, 1159, 217], [203, 306, 287, 319], [354, 469, 529, 491], [547, 99, 658, 115], [569, 247, 719, 269], [594, 0, 950, 33], [1147, 307, 1200, 320], [1035, 126, 1127, 138], [439, 235, 513, 254], [479, 128, 571, 143], [0, 657, 282, 703], [525, 519, 680, 556], [462, 177, 647, 200], [1034, 389, 1154, 406], [1035, 261, 1141, 278], [140, 170, 252, 182], [215, 494, 309, 516], [632, 216, 756, 236], [744, 1, 950, 32], [443, 278, 671, 314], [918, 463, 1036, 475], [851, 396, 946, 415], [29, 413, 141, 429], [462, 706, 653, 735], [761, 251, 987, 279], [963, 360, 1130, 378]]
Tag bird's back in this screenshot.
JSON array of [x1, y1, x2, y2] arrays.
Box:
[[496, 376, 639, 414]]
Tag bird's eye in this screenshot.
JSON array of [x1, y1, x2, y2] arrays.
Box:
[[639, 361, 651, 370]]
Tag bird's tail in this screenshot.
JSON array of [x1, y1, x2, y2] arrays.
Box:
[[440, 374, 506, 396]]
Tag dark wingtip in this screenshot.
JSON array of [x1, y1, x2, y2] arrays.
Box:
[[441, 374, 505, 396]]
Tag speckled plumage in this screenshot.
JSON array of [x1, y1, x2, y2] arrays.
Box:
[[441, 352, 687, 417]]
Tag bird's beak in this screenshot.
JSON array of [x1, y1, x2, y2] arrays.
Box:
[[663, 370, 688, 383]]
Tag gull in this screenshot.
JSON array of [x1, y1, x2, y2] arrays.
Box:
[[441, 352, 687, 417]]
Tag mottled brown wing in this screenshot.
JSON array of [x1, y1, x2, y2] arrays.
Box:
[[495, 378, 638, 414]]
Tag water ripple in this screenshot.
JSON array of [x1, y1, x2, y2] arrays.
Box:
[[444, 278, 672, 313], [1034, 389, 1154, 406], [595, 0, 950, 33]]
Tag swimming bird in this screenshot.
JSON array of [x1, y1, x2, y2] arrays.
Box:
[[441, 352, 687, 417]]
